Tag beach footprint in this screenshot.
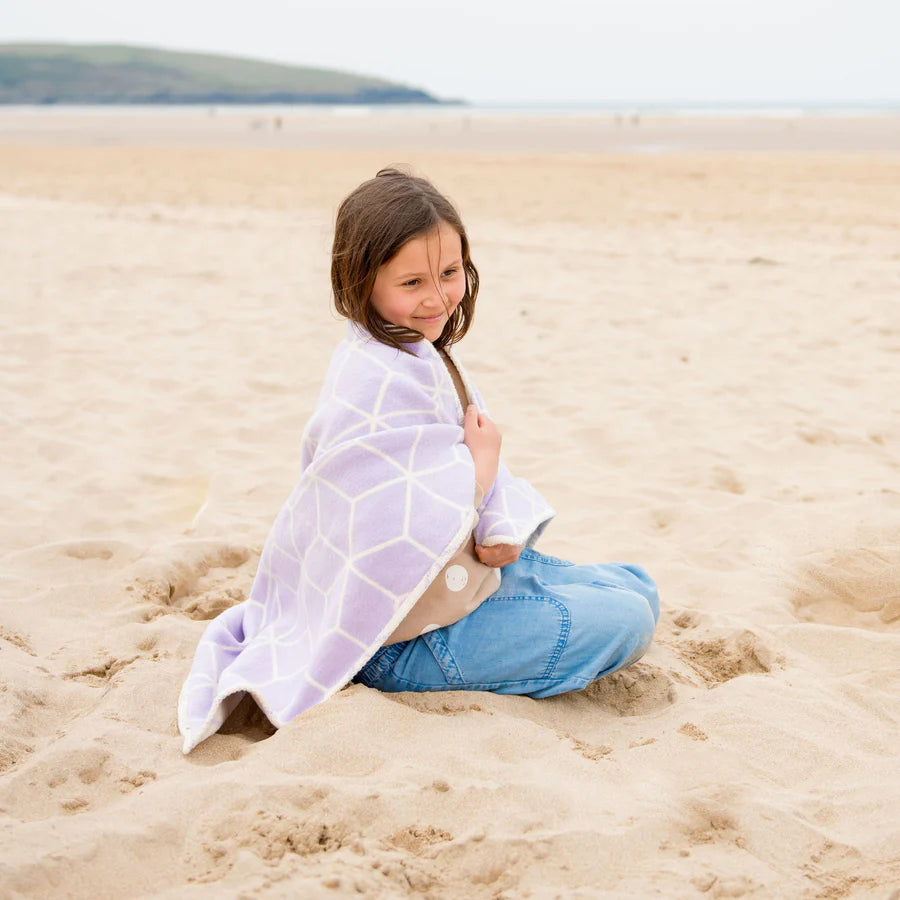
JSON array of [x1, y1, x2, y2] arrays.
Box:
[[675, 627, 777, 686], [790, 545, 900, 631], [125, 540, 255, 621], [0, 626, 36, 656], [0, 539, 143, 590], [0, 740, 158, 821], [707, 465, 745, 495], [184, 802, 350, 883], [578, 662, 677, 715], [388, 824, 453, 855], [0, 734, 34, 776]]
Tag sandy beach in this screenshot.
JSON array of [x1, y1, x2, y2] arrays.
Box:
[[1, 110, 899, 898]]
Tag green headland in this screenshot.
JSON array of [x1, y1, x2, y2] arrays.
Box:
[[0, 43, 448, 104]]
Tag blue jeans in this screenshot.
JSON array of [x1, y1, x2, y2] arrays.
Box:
[[351, 547, 660, 697]]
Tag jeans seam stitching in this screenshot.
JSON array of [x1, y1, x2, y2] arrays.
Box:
[[518, 549, 575, 567], [541, 597, 571, 679], [388, 673, 579, 690], [358, 644, 403, 682], [425, 629, 464, 684]]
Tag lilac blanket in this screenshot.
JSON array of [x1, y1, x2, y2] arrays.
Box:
[[177, 321, 556, 752]]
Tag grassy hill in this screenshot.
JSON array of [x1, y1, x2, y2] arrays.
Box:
[[0, 43, 446, 104]]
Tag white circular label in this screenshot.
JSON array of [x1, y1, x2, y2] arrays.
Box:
[[445, 564, 469, 592]]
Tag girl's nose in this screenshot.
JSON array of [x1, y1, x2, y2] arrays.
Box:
[[425, 284, 448, 306]]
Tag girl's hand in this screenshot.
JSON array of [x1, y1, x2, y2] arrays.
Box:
[[463, 404, 501, 495], [475, 543, 522, 568]]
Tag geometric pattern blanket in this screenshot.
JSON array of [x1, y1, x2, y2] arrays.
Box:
[[177, 321, 556, 752]]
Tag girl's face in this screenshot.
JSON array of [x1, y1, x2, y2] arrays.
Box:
[[369, 220, 466, 343]]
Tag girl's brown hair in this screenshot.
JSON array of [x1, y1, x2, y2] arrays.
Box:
[[331, 166, 479, 355]]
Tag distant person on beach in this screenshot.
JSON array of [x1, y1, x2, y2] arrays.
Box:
[[178, 167, 660, 751]]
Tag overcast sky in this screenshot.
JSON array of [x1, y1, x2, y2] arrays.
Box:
[[2, 0, 897, 104]]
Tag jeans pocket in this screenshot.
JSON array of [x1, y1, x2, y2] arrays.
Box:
[[424, 595, 571, 686]]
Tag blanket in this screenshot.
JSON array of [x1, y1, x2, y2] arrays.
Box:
[[177, 321, 556, 752]]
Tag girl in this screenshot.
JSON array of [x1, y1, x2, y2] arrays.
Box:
[[177, 167, 659, 753]]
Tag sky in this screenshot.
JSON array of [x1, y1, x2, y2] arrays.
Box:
[[2, 0, 898, 105]]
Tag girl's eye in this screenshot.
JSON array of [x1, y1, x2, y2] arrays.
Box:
[[402, 268, 457, 287]]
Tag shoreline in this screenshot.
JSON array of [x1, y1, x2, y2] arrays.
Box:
[[1, 108, 899, 153]]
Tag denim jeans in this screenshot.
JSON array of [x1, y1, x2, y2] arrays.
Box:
[[351, 547, 660, 697]]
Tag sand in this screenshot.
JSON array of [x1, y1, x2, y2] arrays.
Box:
[[1, 110, 899, 898]]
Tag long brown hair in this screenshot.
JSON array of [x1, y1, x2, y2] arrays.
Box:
[[331, 166, 479, 355]]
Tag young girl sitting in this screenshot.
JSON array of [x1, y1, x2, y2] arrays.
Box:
[[177, 167, 659, 753]]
